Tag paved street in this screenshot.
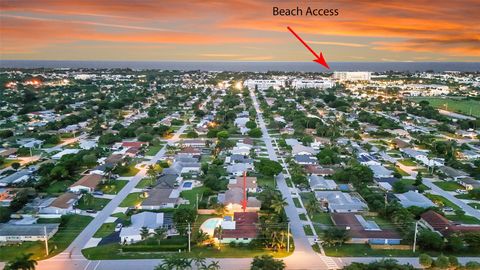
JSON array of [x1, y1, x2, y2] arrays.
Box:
[[423, 178, 480, 219], [249, 88, 337, 269]]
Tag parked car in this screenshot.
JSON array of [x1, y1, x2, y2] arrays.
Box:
[[86, 209, 97, 213], [92, 191, 104, 196], [115, 223, 123, 232], [456, 189, 467, 194]]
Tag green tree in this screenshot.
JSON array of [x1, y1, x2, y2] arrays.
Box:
[[305, 198, 321, 216], [419, 253, 433, 268], [153, 227, 167, 245], [322, 227, 350, 247], [248, 128, 262, 138], [418, 229, 444, 251], [5, 253, 37, 270], [246, 120, 257, 129], [434, 254, 450, 269], [217, 131, 229, 139], [140, 226, 150, 240], [154, 256, 192, 270], [11, 162, 21, 171], [255, 159, 282, 176], [250, 255, 285, 270], [173, 208, 196, 236], [270, 197, 288, 215]]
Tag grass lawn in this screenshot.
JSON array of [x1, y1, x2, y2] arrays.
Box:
[[468, 202, 480, 209], [179, 187, 209, 209], [324, 244, 416, 257], [98, 180, 128, 194], [299, 213, 307, 221], [448, 214, 480, 224], [293, 197, 302, 208], [257, 175, 275, 189], [119, 164, 140, 177], [44, 180, 73, 194], [0, 215, 93, 261], [135, 177, 156, 189], [425, 193, 460, 211], [119, 192, 145, 207], [76, 196, 111, 211], [434, 181, 464, 192], [94, 223, 116, 238], [303, 225, 314, 236], [0, 159, 21, 169], [398, 159, 417, 166], [145, 145, 163, 156], [410, 97, 480, 118], [83, 243, 292, 260], [311, 212, 333, 225], [394, 166, 410, 177]]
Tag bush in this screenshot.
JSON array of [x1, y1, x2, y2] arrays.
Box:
[[122, 244, 186, 252]]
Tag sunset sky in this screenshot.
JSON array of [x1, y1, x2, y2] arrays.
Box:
[[1, 0, 479, 62]]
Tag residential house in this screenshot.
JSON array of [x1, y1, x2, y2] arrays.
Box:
[[69, 174, 103, 193], [394, 191, 435, 208], [437, 166, 469, 181], [178, 139, 206, 148], [331, 213, 402, 245], [457, 178, 480, 190], [357, 153, 381, 166], [0, 169, 34, 187], [228, 176, 258, 193], [52, 149, 81, 160], [140, 188, 180, 209], [216, 212, 258, 243], [314, 191, 368, 213], [309, 175, 338, 190], [40, 192, 79, 215], [292, 144, 316, 156], [368, 165, 393, 178], [226, 163, 254, 176], [120, 212, 173, 244], [294, 154, 318, 165], [0, 224, 59, 243], [420, 210, 480, 237]]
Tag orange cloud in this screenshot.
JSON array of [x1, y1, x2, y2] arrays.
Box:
[[0, 0, 479, 60]]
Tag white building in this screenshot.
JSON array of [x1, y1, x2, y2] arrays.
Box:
[[291, 79, 334, 89], [333, 71, 371, 81], [120, 212, 166, 244], [243, 79, 285, 90]]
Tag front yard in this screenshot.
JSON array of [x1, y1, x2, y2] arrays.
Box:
[[119, 192, 145, 207], [0, 215, 93, 261], [76, 196, 111, 211], [98, 180, 128, 194], [434, 181, 464, 192]]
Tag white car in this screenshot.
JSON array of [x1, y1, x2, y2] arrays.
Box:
[[115, 223, 123, 232]]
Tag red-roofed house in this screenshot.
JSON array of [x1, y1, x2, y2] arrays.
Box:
[[216, 212, 258, 243], [420, 210, 480, 237], [122, 141, 148, 148]]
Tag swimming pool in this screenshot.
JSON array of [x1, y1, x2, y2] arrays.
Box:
[[200, 218, 222, 236], [182, 181, 193, 188]]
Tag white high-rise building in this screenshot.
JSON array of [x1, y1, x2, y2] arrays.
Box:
[[291, 79, 334, 89], [243, 79, 285, 90], [333, 71, 371, 81]]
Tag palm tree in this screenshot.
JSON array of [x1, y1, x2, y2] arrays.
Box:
[[140, 226, 150, 240], [5, 253, 37, 270], [192, 257, 206, 269], [155, 256, 192, 270], [153, 227, 167, 245], [214, 203, 228, 217], [305, 198, 321, 217], [271, 197, 288, 215], [205, 261, 221, 270], [194, 229, 210, 245]]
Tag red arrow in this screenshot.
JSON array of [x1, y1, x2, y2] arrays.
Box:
[[287, 26, 330, 69]]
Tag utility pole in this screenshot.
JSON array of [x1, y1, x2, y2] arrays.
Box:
[[187, 223, 191, 252], [44, 226, 49, 256], [412, 221, 418, 253], [287, 222, 290, 253], [196, 194, 199, 211]]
